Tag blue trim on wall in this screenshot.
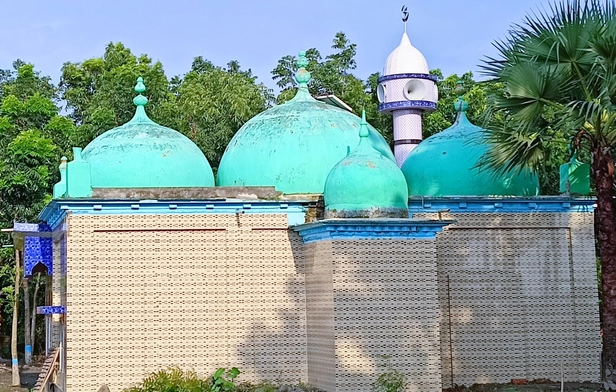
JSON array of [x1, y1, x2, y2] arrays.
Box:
[[39, 199, 309, 229], [408, 197, 596, 214], [377, 73, 438, 83], [36, 306, 66, 315], [293, 219, 453, 244], [378, 100, 438, 112]]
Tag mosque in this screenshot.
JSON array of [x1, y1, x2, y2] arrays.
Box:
[[17, 18, 600, 392]]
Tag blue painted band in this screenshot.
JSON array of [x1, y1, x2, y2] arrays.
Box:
[[377, 73, 438, 83], [36, 306, 66, 315], [293, 218, 453, 244], [378, 100, 438, 112], [25, 345, 32, 354], [408, 197, 596, 214], [12, 359, 18, 365]]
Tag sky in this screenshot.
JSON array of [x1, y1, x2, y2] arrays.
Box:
[[0, 0, 555, 91]]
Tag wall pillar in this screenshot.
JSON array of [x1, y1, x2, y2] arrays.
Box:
[[295, 219, 450, 392]]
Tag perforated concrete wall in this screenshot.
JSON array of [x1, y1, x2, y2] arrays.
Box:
[[305, 239, 442, 392], [64, 213, 306, 392], [413, 212, 601, 387]]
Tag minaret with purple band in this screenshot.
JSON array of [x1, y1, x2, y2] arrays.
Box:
[[378, 6, 438, 167]]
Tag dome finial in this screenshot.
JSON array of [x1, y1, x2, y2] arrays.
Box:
[[129, 77, 155, 124], [294, 51, 311, 88], [133, 77, 148, 107], [359, 110, 369, 138], [454, 80, 469, 113]]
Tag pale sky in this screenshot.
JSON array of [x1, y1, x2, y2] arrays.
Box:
[[0, 0, 552, 90]]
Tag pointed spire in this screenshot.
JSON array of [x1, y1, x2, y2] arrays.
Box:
[[359, 110, 370, 138], [351, 109, 376, 155], [129, 77, 155, 124]]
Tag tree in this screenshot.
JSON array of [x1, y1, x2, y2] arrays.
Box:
[[167, 59, 273, 168], [480, 0, 616, 384], [0, 63, 68, 367]]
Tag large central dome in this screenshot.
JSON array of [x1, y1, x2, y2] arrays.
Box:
[[216, 52, 394, 194]]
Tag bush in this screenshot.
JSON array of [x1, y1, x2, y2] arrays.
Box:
[[124, 367, 210, 392], [124, 367, 325, 392]]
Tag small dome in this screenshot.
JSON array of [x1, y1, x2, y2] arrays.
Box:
[[401, 96, 540, 197], [217, 52, 394, 194], [324, 111, 409, 218], [383, 32, 429, 75], [82, 77, 215, 188]]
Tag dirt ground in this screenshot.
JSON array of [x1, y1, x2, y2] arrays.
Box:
[[445, 381, 606, 392], [0, 362, 39, 392], [0, 365, 605, 392]]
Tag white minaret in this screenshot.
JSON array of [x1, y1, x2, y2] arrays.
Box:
[[378, 6, 438, 167]]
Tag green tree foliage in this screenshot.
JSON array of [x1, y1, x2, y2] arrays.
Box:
[[479, 1, 616, 383], [163, 58, 273, 168], [0, 64, 67, 222], [0, 62, 68, 349]]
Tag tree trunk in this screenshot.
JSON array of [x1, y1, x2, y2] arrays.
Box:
[[11, 249, 20, 387], [593, 145, 616, 387], [23, 278, 31, 365], [31, 273, 41, 358]]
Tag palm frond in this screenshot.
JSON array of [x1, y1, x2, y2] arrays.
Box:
[[480, 0, 616, 174]]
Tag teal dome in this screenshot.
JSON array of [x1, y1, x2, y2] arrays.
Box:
[[324, 111, 409, 218], [216, 52, 394, 194], [401, 98, 539, 197], [82, 78, 215, 188]]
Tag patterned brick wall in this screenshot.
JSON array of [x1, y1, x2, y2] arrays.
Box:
[[413, 212, 601, 387], [64, 213, 306, 392], [60, 209, 600, 391], [305, 239, 442, 392]]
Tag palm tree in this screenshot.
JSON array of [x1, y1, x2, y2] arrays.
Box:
[[481, 0, 616, 384]]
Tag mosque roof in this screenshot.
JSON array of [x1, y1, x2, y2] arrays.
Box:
[[323, 110, 409, 218], [81, 77, 215, 188], [401, 92, 540, 197], [216, 51, 394, 194]]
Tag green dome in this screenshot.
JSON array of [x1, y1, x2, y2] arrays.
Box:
[[216, 52, 394, 194], [324, 111, 409, 218], [401, 98, 539, 197], [82, 78, 215, 188]]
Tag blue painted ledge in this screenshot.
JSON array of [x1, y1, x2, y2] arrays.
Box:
[[408, 196, 596, 214], [293, 218, 453, 244], [39, 199, 308, 230]]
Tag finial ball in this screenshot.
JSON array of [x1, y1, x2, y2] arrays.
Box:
[[134, 77, 146, 94]]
